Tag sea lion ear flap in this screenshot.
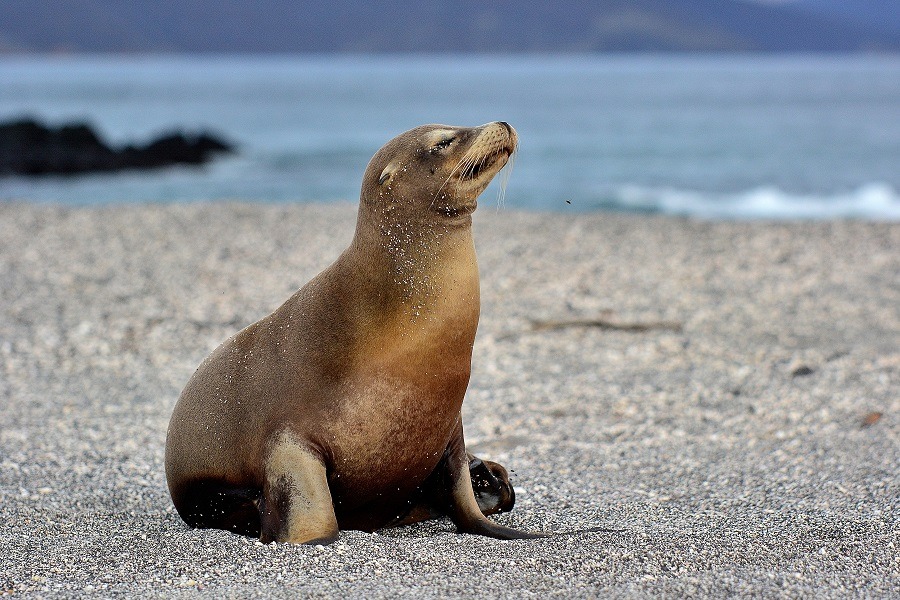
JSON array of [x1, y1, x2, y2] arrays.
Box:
[[378, 163, 395, 185]]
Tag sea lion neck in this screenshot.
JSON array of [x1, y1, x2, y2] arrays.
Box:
[[346, 201, 479, 314]]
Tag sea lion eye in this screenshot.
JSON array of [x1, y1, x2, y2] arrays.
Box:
[[430, 137, 454, 153]]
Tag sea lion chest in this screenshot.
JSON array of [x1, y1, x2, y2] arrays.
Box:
[[322, 319, 474, 505]]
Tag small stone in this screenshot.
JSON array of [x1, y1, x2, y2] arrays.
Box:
[[861, 411, 882, 428], [791, 365, 815, 377]]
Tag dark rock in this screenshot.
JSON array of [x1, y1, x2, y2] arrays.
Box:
[[0, 118, 234, 177], [791, 365, 815, 377]]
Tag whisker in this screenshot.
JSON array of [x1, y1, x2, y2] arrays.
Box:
[[430, 154, 469, 208], [457, 152, 479, 181], [496, 151, 515, 212]]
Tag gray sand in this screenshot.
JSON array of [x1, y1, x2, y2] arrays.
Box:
[[1, 202, 897, 598]]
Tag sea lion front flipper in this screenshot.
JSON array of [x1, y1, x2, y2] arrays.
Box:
[[259, 432, 339, 545], [442, 421, 548, 540]]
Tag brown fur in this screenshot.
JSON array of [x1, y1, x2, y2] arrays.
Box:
[[165, 122, 541, 543]]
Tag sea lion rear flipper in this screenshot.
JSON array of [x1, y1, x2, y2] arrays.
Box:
[[259, 432, 339, 544], [442, 421, 548, 540], [384, 453, 515, 528], [466, 453, 515, 515]]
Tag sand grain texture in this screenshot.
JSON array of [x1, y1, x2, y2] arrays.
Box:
[[1, 203, 898, 598]]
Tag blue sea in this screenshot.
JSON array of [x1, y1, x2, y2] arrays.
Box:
[[1, 54, 898, 219]]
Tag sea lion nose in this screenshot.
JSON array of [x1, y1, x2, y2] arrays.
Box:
[[496, 121, 517, 146]]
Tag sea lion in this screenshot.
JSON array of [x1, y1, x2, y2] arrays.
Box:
[[165, 121, 543, 544]]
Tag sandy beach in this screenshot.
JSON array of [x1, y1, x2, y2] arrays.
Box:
[[1, 202, 897, 598]]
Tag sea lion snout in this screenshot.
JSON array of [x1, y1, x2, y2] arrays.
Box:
[[479, 120, 517, 147], [459, 122, 517, 182]]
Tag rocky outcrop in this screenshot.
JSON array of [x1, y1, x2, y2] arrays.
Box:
[[0, 118, 234, 176]]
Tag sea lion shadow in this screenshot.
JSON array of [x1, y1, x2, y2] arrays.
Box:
[[463, 438, 624, 538]]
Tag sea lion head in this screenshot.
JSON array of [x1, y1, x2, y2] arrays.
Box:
[[362, 121, 517, 224]]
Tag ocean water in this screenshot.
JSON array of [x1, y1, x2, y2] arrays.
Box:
[[0, 54, 898, 219]]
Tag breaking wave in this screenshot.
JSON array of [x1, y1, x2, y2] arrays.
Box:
[[592, 182, 900, 220]]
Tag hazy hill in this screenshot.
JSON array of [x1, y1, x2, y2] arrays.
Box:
[[0, 0, 897, 53], [794, 0, 900, 35]]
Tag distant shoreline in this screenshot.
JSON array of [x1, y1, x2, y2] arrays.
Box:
[[3, 50, 900, 59], [2, 1, 898, 53]]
